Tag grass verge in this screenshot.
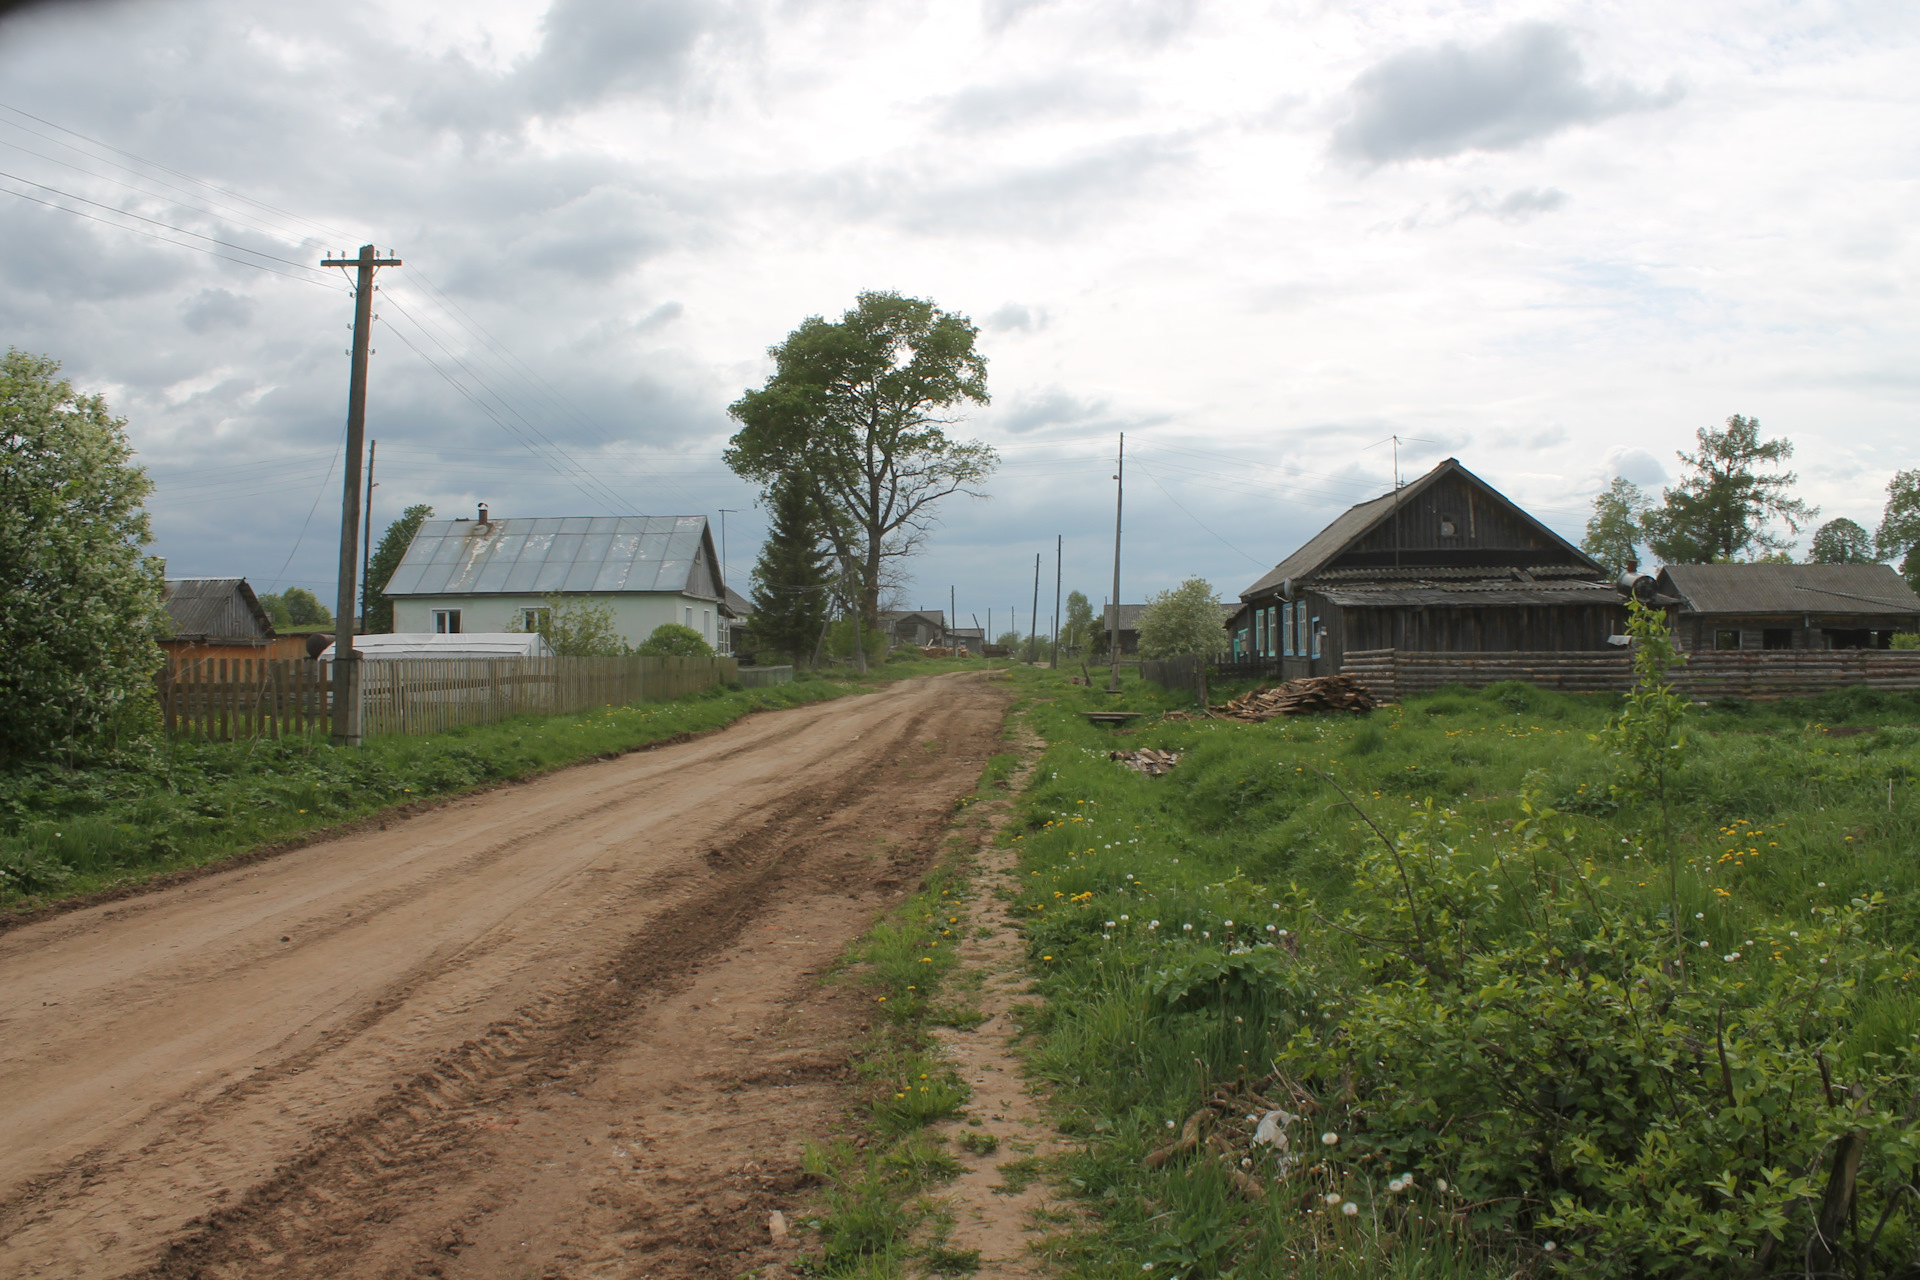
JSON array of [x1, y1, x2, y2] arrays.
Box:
[[788, 752, 1024, 1277], [0, 657, 989, 919], [991, 662, 1920, 1278]]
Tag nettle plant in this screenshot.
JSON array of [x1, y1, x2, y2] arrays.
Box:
[[1282, 794, 1920, 1277]]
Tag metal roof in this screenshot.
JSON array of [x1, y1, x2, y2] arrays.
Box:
[[1101, 604, 1148, 630], [724, 587, 752, 618], [381, 516, 724, 600], [1658, 563, 1920, 617], [163, 578, 274, 638], [1240, 458, 1602, 600]]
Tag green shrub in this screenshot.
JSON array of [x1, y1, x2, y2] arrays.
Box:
[[635, 622, 713, 658]]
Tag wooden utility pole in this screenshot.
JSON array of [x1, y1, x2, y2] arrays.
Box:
[[360, 438, 377, 631], [1051, 534, 1062, 669], [321, 244, 401, 746], [1029, 553, 1041, 665], [949, 585, 955, 651], [1107, 432, 1124, 692]]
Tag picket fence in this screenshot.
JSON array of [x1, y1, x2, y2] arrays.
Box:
[[158, 654, 739, 741]]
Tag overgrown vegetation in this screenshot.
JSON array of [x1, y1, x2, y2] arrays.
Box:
[[997, 658, 1920, 1277], [0, 656, 981, 911]]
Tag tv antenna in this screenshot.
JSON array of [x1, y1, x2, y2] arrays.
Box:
[[1367, 434, 1436, 489]]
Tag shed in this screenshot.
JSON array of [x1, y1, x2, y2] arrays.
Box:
[[878, 609, 947, 647], [1233, 458, 1622, 676], [1100, 604, 1147, 656], [381, 507, 733, 652], [1656, 563, 1920, 652], [163, 577, 274, 642]]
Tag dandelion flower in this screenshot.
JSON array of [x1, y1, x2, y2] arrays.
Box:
[[1321, 1132, 1340, 1146], [1324, 1192, 1342, 1205], [1436, 1180, 1448, 1192], [1342, 1201, 1359, 1217], [1543, 1242, 1557, 1253]]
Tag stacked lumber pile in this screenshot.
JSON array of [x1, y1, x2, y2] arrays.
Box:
[[1214, 674, 1377, 720], [1109, 747, 1180, 776]]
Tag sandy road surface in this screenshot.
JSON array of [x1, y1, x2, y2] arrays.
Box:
[[0, 671, 1010, 1279]]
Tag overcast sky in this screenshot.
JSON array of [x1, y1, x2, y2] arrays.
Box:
[[2, 0, 1915, 627]]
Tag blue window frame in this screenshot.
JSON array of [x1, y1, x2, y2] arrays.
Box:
[[1310, 615, 1322, 659]]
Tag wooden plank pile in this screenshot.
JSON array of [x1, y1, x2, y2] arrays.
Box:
[[1109, 747, 1180, 776], [1213, 674, 1377, 720]]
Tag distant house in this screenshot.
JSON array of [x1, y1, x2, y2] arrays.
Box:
[[161, 578, 306, 663], [1657, 564, 1920, 652], [1231, 458, 1623, 675], [380, 507, 733, 652], [946, 627, 985, 654], [879, 609, 947, 648], [1101, 604, 1147, 656], [721, 587, 752, 658]]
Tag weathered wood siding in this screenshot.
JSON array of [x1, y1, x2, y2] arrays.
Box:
[[1330, 474, 1590, 570], [1339, 648, 1920, 703]]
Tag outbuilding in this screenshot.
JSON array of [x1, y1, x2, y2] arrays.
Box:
[[1656, 563, 1920, 651]]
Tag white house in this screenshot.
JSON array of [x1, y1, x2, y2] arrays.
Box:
[[380, 508, 733, 651]]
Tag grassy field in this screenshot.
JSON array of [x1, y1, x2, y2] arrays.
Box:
[[999, 665, 1920, 1278], [0, 655, 991, 914]]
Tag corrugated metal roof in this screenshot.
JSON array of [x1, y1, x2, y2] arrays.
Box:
[[1240, 458, 1602, 600], [724, 587, 752, 618], [1659, 563, 1920, 616], [382, 516, 722, 600], [1102, 604, 1148, 630], [163, 578, 274, 638]]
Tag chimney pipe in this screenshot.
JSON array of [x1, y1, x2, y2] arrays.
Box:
[[477, 503, 489, 525]]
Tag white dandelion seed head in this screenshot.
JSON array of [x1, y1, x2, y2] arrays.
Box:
[[1724, 953, 1740, 962], [1342, 1201, 1359, 1217], [1183, 923, 1193, 931], [1224, 920, 1233, 927], [1324, 1192, 1342, 1205], [1436, 1179, 1448, 1192], [1388, 1178, 1404, 1192], [1165, 1120, 1176, 1129], [1321, 1132, 1340, 1146], [1543, 1241, 1557, 1253], [1695, 912, 1705, 919]]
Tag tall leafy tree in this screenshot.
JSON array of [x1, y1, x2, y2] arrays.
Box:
[[1876, 469, 1920, 591], [724, 291, 996, 632], [1642, 415, 1816, 563], [1137, 578, 1225, 659], [362, 503, 432, 633], [747, 475, 830, 663], [276, 587, 332, 628], [0, 349, 167, 763], [1580, 476, 1649, 575], [1062, 590, 1095, 653], [1808, 517, 1875, 565]]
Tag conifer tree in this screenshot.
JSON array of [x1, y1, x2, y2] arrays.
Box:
[[748, 476, 829, 663]]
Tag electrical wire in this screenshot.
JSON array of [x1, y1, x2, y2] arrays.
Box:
[[264, 428, 345, 590]]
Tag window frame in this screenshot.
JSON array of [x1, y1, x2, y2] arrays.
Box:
[[433, 608, 462, 635]]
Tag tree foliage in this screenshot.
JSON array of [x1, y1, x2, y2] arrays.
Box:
[[1137, 578, 1225, 660], [1579, 476, 1648, 575], [0, 349, 167, 763], [363, 503, 432, 633], [1808, 516, 1875, 565], [724, 291, 995, 628], [747, 475, 830, 663], [259, 587, 332, 628], [1877, 469, 1920, 591], [1062, 589, 1095, 653], [511, 593, 625, 656], [1642, 415, 1815, 563], [637, 622, 714, 658]]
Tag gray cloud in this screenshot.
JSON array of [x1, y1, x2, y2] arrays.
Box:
[[1333, 23, 1681, 164], [998, 386, 1106, 433], [929, 73, 1138, 134], [1605, 447, 1670, 488], [984, 302, 1046, 332], [180, 287, 254, 333], [518, 0, 721, 113]]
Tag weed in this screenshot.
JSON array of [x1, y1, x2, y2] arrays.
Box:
[[957, 1130, 999, 1156]]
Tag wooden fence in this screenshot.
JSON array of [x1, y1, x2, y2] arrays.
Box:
[[158, 654, 739, 741], [1338, 648, 1920, 703]]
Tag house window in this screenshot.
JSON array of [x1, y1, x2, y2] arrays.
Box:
[[703, 609, 711, 638], [433, 609, 462, 634], [1310, 615, 1322, 660], [1439, 514, 1459, 537], [1714, 629, 1740, 651], [1297, 606, 1309, 657], [1281, 603, 1293, 657], [1268, 606, 1278, 657], [1762, 628, 1792, 650], [685, 607, 693, 628], [1254, 609, 1264, 656], [520, 607, 551, 633]]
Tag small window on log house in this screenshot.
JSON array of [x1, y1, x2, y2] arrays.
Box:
[[1714, 629, 1740, 651], [1438, 514, 1459, 537], [1763, 628, 1792, 650]]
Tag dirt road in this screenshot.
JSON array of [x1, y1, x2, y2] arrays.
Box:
[[0, 671, 1009, 1279]]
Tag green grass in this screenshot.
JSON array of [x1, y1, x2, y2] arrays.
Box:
[[990, 664, 1920, 1279], [0, 657, 983, 912]]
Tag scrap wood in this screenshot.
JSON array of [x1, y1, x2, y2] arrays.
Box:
[[1109, 747, 1180, 776], [1214, 674, 1377, 721]]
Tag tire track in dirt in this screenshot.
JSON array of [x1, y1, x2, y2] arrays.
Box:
[[0, 673, 1009, 1279]]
